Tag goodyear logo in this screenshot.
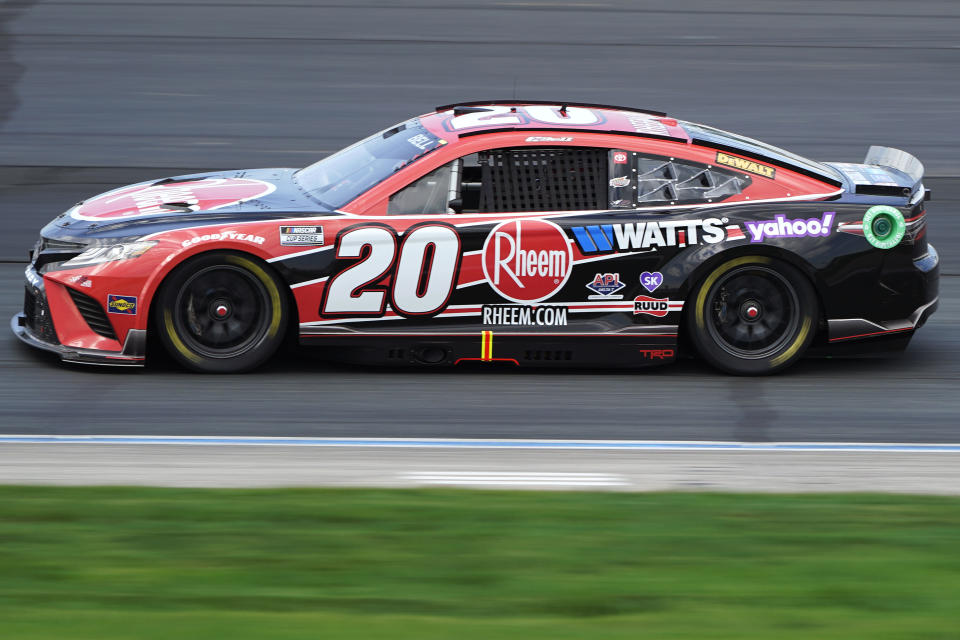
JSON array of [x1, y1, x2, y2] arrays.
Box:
[[107, 294, 137, 315], [715, 152, 776, 179]]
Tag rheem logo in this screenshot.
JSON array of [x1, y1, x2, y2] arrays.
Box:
[[482, 219, 573, 303]]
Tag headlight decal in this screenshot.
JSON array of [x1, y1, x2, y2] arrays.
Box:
[[61, 241, 158, 268]]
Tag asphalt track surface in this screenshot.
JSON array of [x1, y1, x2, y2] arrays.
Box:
[[1, 0, 959, 447]]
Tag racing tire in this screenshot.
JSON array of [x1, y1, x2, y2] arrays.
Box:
[[688, 256, 817, 375], [155, 252, 288, 373]]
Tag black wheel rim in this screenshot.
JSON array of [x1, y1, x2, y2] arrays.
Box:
[[173, 265, 271, 358], [705, 266, 800, 360]]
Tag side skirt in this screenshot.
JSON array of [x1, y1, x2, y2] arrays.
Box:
[[298, 330, 679, 368]]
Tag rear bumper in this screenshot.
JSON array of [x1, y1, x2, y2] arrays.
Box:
[[827, 242, 939, 343], [12, 264, 145, 366]]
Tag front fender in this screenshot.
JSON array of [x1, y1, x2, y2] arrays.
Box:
[[139, 237, 278, 326]]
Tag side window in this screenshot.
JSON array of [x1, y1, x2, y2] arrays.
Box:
[[388, 147, 609, 215], [471, 147, 608, 213], [387, 146, 746, 215], [609, 150, 750, 208], [387, 162, 455, 215]]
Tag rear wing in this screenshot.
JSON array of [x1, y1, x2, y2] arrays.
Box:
[[862, 146, 928, 201], [865, 146, 924, 185]]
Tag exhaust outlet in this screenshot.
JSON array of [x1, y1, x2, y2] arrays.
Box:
[[412, 344, 448, 364]]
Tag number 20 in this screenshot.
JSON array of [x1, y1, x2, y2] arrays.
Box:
[[320, 224, 461, 317], [448, 105, 600, 130]]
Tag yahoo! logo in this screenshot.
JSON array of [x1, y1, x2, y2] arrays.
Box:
[[746, 212, 835, 243]]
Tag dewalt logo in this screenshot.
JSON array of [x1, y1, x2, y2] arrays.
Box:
[[715, 152, 776, 179]]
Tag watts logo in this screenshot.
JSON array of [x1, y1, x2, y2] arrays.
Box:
[[715, 152, 776, 179], [107, 294, 137, 315], [571, 218, 726, 254]]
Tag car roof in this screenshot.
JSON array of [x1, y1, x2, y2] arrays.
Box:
[[419, 100, 690, 143], [417, 101, 841, 188]]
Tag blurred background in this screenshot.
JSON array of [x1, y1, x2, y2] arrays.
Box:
[[2, 0, 958, 171]]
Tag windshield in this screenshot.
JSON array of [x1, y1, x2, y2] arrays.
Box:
[[294, 119, 443, 209], [681, 121, 842, 181]]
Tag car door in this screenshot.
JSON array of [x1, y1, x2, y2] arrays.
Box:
[[381, 143, 641, 336], [564, 149, 752, 328]]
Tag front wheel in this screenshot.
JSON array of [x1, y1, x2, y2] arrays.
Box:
[[688, 256, 817, 375], [155, 252, 288, 373]]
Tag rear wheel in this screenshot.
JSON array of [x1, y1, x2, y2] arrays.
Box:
[[156, 252, 288, 373], [689, 256, 817, 375]]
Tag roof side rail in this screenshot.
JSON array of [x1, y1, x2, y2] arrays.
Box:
[[435, 99, 666, 118], [457, 126, 686, 144]]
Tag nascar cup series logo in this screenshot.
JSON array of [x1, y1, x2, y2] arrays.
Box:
[[482, 219, 573, 303]]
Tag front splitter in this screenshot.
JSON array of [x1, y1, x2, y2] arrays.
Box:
[[11, 313, 146, 367]]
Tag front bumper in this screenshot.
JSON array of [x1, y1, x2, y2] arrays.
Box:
[[12, 313, 146, 366], [12, 264, 146, 366]]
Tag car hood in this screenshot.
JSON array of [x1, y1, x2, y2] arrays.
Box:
[[66, 168, 320, 222], [40, 168, 332, 242]]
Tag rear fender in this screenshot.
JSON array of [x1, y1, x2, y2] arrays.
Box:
[[663, 243, 828, 338]]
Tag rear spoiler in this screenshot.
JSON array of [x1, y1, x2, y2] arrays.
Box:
[[863, 146, 928, 201], [864, 146, 924, 185]]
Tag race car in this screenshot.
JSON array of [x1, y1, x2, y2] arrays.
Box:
[[12, 100, 939, 374]]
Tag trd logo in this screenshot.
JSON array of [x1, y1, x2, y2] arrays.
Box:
[[638, 349, 674, 360]]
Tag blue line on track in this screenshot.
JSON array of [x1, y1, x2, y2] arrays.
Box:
[[1, 435, 960, 453]]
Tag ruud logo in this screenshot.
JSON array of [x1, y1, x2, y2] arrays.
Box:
[[633, 296, 670, 317], [482, 219, 573, 303]]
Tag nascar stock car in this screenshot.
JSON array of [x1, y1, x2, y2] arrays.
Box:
[[12, 101, 938, 374]]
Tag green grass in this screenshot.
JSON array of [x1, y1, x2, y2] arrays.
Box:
[[1, 487, 959, 639]]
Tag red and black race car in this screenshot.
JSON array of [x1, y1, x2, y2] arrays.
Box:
[[13, 101, 939, 374]]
